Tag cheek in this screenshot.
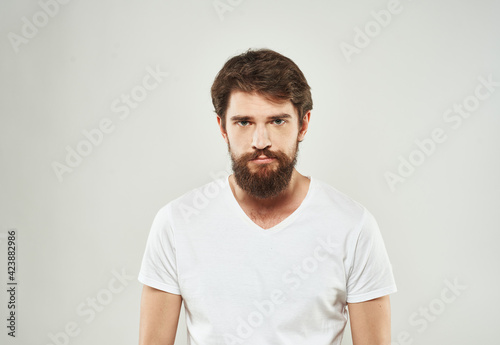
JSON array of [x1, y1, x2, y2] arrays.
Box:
[[228, 131, 250, 147], [227, 136, 245, 153]]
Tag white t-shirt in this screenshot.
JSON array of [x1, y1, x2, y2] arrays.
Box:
[[138, 174, 397, 345]]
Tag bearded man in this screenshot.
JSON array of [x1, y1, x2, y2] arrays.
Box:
[[138, 48, 397, 345]]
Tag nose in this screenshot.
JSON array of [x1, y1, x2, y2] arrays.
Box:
[[251, 123, 271, 150]]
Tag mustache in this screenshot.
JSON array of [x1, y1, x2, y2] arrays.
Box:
[[249, 149, 278, 160]]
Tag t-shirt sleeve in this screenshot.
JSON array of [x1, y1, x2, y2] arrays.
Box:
[[137, 204, 181, 295], [346, 207, 397, 303]]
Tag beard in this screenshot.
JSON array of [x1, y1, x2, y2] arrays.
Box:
[[228, 140, 299, 199]]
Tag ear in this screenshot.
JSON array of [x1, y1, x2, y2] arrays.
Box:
[[217, 115, 229, 144], [297, 111, 311, 142]]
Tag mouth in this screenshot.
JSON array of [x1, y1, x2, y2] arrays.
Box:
[[250, 156, 275, 164]]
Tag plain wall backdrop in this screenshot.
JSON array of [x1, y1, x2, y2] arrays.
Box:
[[1, 0, 499, 344]]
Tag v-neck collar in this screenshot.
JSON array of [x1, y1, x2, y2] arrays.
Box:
[[224, 174, 315, 233]]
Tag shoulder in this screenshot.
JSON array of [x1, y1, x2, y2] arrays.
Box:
[[154, 176, 229, 223], [311, 177, 367, 221]]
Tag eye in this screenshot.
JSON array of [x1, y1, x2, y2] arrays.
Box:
[[273, 119, 286, 125], [237, 120, 250, 126]]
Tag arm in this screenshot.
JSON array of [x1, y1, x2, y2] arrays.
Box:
[[347, 295, 391, 345], [139, 285, 183, 345]]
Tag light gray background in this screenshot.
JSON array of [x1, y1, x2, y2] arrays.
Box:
[[1, 0, 499, 344]]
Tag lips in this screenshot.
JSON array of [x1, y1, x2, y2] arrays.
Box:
[[251, 156, 275, 163]]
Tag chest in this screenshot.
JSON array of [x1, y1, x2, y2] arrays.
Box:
[[242, 205, 299, 230], [177, 231, 348, 335], [246, 212, 288, 229]]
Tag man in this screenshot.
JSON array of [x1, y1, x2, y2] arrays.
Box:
[[138, 48, 397, 345]]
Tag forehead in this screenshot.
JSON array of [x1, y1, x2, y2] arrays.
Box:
[[226, 91, 297, 118]]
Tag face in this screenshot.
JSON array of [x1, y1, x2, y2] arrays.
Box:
[[217, 91, 309, 199]]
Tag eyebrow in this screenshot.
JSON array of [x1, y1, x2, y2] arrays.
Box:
[[229, 113, 293, 122]]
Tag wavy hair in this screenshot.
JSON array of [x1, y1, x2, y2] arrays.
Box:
[[211, 48, 313, 131]]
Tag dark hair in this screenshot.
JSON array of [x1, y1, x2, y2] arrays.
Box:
[[211, 48, 313, 131]]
